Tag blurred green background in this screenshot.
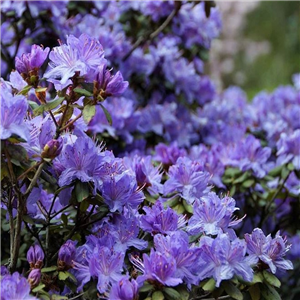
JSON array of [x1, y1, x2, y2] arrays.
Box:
[[210, 1, 300, 99]]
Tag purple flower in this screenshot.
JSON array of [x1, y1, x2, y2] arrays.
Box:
[[108, 213, 148, 252], [41, 138, 63, 160], [58, 240, 77, 270], [94, 59, 128, 100], [135, 249, 182, 287], [27, 245, 44, 269], [0, 87, 29, 141], [102, 171, 144, 212], [187, 192, 244, 236], [238, 135, 272, 178], [108, 276, 139, 300], [28, 269, 41, 288], [1, 272, 37, 300], [57, 136, 102, 188], [154, 231, 201, 284], [89, 246, 124, 293], [164, 157, 211, 204], [124, 154, 163, 195], [198, 234, 254, 287], [140, 200, 184, 235], [15, 45, 50, 75], [277, 129, 300, 170], [244, 228, 293, 274], [45, 34, 104, 85], [154, 142, 187, 166]]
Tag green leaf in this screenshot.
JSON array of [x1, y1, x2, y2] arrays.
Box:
[[28, 100, 39, 111], [164, 196, 179, 208], [173, 203, 185, 214], [33, 97, 65, 116], [182, 199, 193, 214], [287, 163, 294, 171], [61, 214, 68, 227], [224, 167, 242, 177], [268, 165, 284, 177], [152, 291, 165, 300], [163, 287, 181, 300], [41, 266, 57, 273], [58, 271, 69, 281], [36, 87, 48, 93], [50, 295, 68, 300], [262, 271, 281, 288], [176, 286, 189, 300], [233, 172, 250, 184], [73, 87, 93, 97], [32, 284, 46, 292], [139, 282, 154, 292], [83, 105, 96, 123], [249, 284, 261, 300], [222, 281, 243, 300], [202, 278, 216, 292], [23, 215, 35, 225], [260, 284, 281, 300], [243, 179, 255, 188], [99, 103, 112, 125], [18, 85, 32, 95], [75, 181, 90, 203], [80, 200, 90, 212]]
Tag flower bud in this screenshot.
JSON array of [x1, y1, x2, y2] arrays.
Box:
[[28, 269, 41, 289], [41, 138, 63, 160], [57, 240, 77, 271], [27, 245, 44, 269]]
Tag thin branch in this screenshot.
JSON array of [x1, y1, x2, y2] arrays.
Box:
[[122, 3, 181, 62], [24, 162, 45, 196], [59, 112, 82, 132]]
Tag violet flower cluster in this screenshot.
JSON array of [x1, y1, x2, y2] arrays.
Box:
[[1, 1, 298, 300]]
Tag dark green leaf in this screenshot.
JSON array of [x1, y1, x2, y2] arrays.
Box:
[[260, 284, 281, 300], [152, 291, 164, 300], [249, 284, 260, 300], [182, 199, 193, 213], [74, 87, 93, 97], [22, 215, 35, 225], [83, 105, 96, 123], [139, 282, 154, 292], [262, 271, 281, 288], [32, 284, 46, 292], [222, 281, 243, 300], [41, 266, 57, 273], [243, 179, 255, 188], [75, 181, 90, 203], [18, 85, 32, 95], [99, 103, 112, 125], [233, 172, 250, 184], [58, 271, 69, 281], [61, 214, 68, 226], [163, 287, 181, 300], [33, 97, 65, 116], [268, 165, 284, 177], [202, 278, 216, 292]]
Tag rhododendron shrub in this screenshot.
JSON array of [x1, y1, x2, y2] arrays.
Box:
[[1, 1, 299, 300]]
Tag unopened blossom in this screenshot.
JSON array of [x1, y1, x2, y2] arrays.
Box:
[[27, 245, 44, 269], [94, 59, 128, 100], [28, 269, 41, 288], [15, 45, 49, 79], [58, 240, 77, 270]]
